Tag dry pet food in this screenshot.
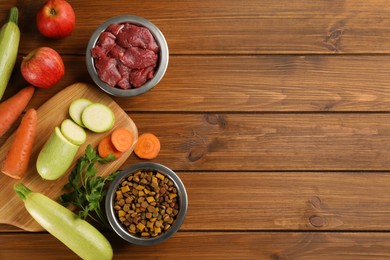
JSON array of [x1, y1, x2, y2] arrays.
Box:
[[113, 169, 179, 237]]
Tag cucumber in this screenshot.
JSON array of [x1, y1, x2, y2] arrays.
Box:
[[0, 7, 20, 100], [37, 127, 79, 180], [14, 183, 113, 260], [60, 119, 87, 145], [81, 103, 115, 133], [68, 98, 93, 126]]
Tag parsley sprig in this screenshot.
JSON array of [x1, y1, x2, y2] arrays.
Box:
[[59, 144, 119, 228]]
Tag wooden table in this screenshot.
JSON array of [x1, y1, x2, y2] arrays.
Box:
[[2, 0, 390, 259]]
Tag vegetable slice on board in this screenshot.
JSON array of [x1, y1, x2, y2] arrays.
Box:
[[1, 108, 37, 179], [98, 135, 123, 159], [0, 86, 34, 138], [60, 118, 87, 145], [68, 98, 92, 126], [81, 103, 115, 133], [111, 127, 133, 152], [134, 133, 161, 159], [14, 183, 113, 260]]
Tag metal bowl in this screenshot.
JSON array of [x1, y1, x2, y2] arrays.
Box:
[[105, 162, 188, 245], [86, 15, 169, 97]]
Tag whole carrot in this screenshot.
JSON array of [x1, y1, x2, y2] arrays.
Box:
[[2, 108, 37, 179], [0, 86, 35, 138]]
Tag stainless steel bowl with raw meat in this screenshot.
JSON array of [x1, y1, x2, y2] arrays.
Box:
[[86, 15, 169, 97]]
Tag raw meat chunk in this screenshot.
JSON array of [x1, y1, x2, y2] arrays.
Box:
[[117, 63, 131, 89], [96, 32, 116, 53], [108, 45, 126, 60], [120, 47, 158, 69], [116, 24, 159, 53], [94, 57, 121, 87], [129, 66, 155, 88], [91, 45, 106, 59], [106, 23, 124, 36]]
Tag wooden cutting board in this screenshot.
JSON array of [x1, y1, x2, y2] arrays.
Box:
[[0, 82, 138, 231]]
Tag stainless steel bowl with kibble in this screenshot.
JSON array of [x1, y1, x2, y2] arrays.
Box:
[[105, 162, 188, 245], [86, 15, 169, 97]]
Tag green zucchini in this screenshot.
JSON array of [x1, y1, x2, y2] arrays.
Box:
[[36, 127, 79, 180], [14, 183, 113, 260], [0, 7, 20, 100]]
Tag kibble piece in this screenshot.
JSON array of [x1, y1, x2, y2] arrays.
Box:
[[146, 196, 155, 203], [147, 221, 154, 229], [136, 185, 145, 191], [123, 204, 130, 212], [156, 172, 165, 180], [164, 224, 171, 231], [121, 185, 130, 193], [118, 210, 126, 217], [169, 193, 177, 200], [118, 199, 125, 206], [141, 201, 149, 208], [137, 222, 146, 231], [129, 224, 136, 233]]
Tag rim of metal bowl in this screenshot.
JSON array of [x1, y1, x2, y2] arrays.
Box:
[[86, 15, 169, 97], [105, 162, 188, 246]]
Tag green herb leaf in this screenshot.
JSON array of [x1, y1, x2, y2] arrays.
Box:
[[59, 144, 119, 228]]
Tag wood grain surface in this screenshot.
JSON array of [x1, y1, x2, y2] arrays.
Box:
[[2, 232, 390, 260], [7, 55, 390, 113], [1, 0, 390, 259], [2, 0, 390, 55], [0, 83, 137, 231]]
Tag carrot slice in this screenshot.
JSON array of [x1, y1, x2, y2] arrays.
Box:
[[1, 108, 37, 179], [111, 128, 133, 152], [0, 86, 35, 138], [98, 135, 123, 159], [134, 133, 161, 160]]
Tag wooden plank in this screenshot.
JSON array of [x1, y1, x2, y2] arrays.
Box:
[[2, 172, 390, 232], [180, 172, 390, 231], [2, 231, 390, 259], [126, 113, 390, 171], [3, 112, 390, 171], [117, 55, 390, 112], [6, 55, 390, 112], [1, 0, 390, 54]]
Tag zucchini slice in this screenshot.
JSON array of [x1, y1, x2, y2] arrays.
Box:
[[81, 103, 115, 133]]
